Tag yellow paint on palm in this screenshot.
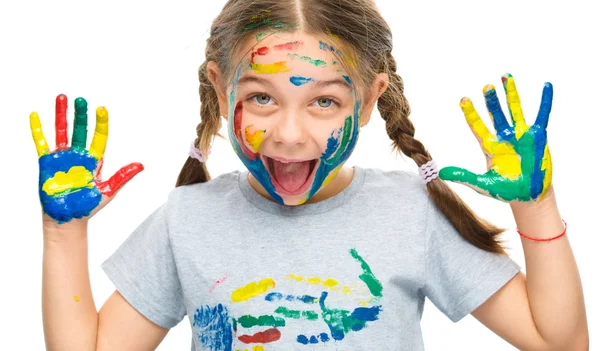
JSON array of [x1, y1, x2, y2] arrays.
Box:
[[29, 112, 49, 157], [250, 61, 290, 74], [231, 278, 275, 302], [460, 98, 522, 180], [42, 166, 94, 196], [503, 76, 530, 139], [89, 107, 109, 160], [244, 125, 266, 153]]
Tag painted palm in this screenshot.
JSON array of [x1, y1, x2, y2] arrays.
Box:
[[31, 94, 143, 224], [439, 74, 553, 202]]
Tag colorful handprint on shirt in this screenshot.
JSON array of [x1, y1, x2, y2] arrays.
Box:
[[439, 74, 553, 202], [192, 249, 382, 350], [31, 94, 143, 224]]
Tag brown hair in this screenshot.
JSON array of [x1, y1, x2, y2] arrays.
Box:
[[176, 0, 508, 254]]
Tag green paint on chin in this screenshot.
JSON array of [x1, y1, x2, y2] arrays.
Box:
[[350, 249, 383, 298]]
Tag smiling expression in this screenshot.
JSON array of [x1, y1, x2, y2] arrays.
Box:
[[226, 32, 363, 206]]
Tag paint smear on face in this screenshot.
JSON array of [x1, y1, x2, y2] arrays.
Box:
[[231, 278, 276, 302], [244, 126, 266, 153], [273, 41, 303, 51], [250, 61, 290, 74], [289, 76, 314, 86], [287, 53, 327, 67]]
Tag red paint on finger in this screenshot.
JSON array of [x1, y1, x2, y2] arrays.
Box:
[[55, 94, 68, 150], [96, 162, 144, 197]]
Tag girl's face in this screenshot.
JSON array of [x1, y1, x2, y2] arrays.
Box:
[[222, 31, 370, 205]]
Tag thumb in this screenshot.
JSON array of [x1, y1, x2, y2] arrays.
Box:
[[96, 162, 144, 197]]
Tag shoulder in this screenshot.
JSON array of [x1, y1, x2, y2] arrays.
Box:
[[163, 170, 243, 220]]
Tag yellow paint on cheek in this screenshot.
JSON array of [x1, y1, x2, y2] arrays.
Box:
[[42, 166, 94, 196], [250, 61, 290, 74], [74, 296, 80, 302], [244, 126, 266, 153], [231, 278, 275, 302]]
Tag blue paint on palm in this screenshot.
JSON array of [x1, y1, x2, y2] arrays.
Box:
[[38, 150, 101, 223]]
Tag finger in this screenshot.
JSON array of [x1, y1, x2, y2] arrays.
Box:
[[439, 166, 490, 193], [55, 94, 69, 150], [501, 73, 529, 138], [96, 162, 144, 197], [534, 82, 553, 129], [71, 97, 89, 150], [89, 107, 109, 160], [483, 85, 515, 141], [459, 97, 497, 156], [29, 112, 50, 157]]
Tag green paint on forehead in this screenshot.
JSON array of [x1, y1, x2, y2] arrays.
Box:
[[256, 32, 266, 41], [287, 53, 327, 67]]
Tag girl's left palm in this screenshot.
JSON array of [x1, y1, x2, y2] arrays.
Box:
[[439, 73, 553, 203]]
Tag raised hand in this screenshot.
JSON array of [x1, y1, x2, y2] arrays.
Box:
[[31, 94, 143, 224], [439, 74, 553, 203]]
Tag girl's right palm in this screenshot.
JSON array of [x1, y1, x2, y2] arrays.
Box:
[[31, 94, 143, 225]]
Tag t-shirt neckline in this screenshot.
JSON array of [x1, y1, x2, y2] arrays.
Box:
[[238, 166, 366, 216]]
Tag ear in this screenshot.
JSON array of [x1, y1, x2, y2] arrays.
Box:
[[206, 61, 230, 121], [360, 72, 390, 127]]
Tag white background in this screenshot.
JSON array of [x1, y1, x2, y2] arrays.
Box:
[[0, 0, 598, 349]]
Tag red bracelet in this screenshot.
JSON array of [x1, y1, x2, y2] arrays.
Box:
[[517, 219, 567, 242]]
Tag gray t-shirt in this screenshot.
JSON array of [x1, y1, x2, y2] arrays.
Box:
[[102, 166, 520, 350]]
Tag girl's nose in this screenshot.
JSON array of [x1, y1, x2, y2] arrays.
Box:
[[271, 112, 308, 146]]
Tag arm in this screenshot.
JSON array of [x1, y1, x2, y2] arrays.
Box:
[[471, 187, 588, 351], [43, 220, 169, 351]]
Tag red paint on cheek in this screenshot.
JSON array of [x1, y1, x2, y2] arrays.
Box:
[[233, 101, 258, 160]]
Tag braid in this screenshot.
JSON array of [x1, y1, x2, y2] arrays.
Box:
[[377, 52, 508, 254], [175, 61, 223, 187]]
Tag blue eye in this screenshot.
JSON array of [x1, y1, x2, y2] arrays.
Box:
[[316, 98, 333, 108], [252, 93, 273, 105]]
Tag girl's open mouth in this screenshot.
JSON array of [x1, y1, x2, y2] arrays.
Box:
[[262, 155, 319, 196]]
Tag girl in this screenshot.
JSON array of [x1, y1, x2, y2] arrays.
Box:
[[37, 0, 588, 350]]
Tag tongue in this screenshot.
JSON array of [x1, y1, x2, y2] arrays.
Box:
[[272, 159, 312, 192]]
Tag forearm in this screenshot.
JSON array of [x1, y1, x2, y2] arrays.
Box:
[[510, 187, 588, 349], [43, 222, 98, 351]]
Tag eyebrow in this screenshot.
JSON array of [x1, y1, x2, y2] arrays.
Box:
[[237, 75, 352, 91]]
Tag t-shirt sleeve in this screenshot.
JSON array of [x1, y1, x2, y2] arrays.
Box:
[[101, 203, 186, 329], [422, 199, 521, 323]]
